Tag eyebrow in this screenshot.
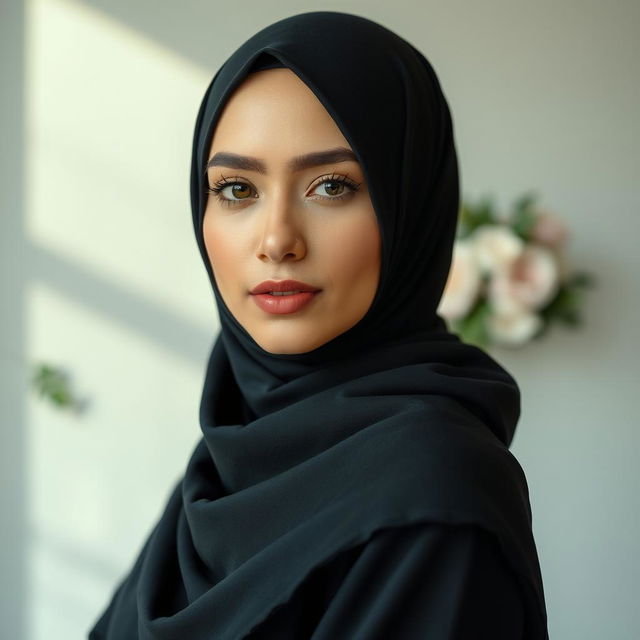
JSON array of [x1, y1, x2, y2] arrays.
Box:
[[204, 146, 358, 174]]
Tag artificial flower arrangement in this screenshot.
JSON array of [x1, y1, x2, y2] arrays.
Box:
[[437, 192, 595, 349]]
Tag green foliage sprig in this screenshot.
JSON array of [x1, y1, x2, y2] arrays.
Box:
[[31, 362, 87, 414]]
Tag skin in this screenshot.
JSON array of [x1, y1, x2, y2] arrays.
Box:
[[202, 68, 381, 354]]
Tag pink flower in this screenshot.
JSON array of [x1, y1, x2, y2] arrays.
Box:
[[530, 210, 569, 249], [488, 244, 560, 312]]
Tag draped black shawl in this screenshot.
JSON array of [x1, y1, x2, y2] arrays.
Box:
[[89, 10, 548, 639]]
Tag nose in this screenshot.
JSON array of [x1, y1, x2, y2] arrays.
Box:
[[255, 198, 307, 263]]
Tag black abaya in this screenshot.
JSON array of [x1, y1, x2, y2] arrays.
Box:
[[89, 10, 548, 639], [246, 522, 526, 639]]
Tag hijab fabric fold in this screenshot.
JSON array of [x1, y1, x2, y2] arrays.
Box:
[[89, 10, 548, 639]]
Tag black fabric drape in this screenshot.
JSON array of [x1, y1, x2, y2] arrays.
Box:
[[89, 10, 548, 639]]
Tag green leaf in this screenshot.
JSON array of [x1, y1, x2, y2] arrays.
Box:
[[569, 271, 597, 288], [30, 362, 77, 410], [541, 285, 583, 327], [509, 190, 540, 241], [458, 194, 499, 238], [453, 299, 492, 348], [512, 190, 539, 214]]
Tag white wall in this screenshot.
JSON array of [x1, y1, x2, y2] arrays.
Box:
[[2, 0, 638, 638]]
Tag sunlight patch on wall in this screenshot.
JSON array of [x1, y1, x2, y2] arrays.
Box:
[[25, 0, 215, 328]]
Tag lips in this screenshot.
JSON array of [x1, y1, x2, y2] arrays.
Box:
[[250, 279, 321, 295], [249, 279, 322, 315]]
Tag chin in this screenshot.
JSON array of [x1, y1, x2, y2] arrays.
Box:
[[253, 331, 333, 355]]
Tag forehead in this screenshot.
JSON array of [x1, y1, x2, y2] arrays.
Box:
[[208, 68, 349, 156]]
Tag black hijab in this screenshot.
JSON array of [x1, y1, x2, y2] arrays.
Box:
[[89, 10, 548, 639]]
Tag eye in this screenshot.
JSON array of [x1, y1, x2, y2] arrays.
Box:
[[206, 176, 255, 207], [309, 173, 362, 202]]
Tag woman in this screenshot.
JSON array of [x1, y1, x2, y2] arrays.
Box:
[[89, 10, 548, 639]]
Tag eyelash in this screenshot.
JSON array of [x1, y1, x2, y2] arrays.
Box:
[[206, 172, 362, 208]]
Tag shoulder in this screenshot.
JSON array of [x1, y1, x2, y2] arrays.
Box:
[[368, 396, 534, 533], [363, 520, 521, 584], [286, 521, 530, 639], [329, 521, 527, 638]]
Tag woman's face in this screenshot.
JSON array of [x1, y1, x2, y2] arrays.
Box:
[[203, 68, 381, 354]]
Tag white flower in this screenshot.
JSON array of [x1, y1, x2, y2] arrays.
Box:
[[488, 243, 560, 312], [486, 308, 543, 347], [471, 225, 524, 276], [438, 240, 482, 320]]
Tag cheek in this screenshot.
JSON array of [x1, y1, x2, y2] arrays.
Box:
[[202, 214, 239, 289], [327, 214, 381, 286]]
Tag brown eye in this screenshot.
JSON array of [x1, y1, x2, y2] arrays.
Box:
[[319, 180, 345, 197], [220, 183, 252, 200], [207, 178, 256, 207], [309, 174, 362, 202]]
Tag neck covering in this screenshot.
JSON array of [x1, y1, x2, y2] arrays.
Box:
[[89, 10, 548, 639]]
